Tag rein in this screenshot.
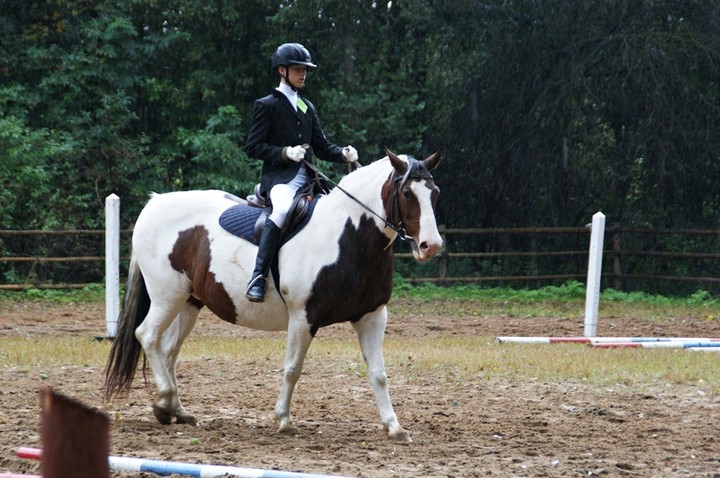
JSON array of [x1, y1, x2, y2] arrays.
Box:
[[302, 158, 427, 243]]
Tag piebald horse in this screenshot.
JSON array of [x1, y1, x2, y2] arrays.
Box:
[[103, 149, 442, 442]]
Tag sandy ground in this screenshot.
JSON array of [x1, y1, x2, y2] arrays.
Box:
[[0, 299, 719, 477]]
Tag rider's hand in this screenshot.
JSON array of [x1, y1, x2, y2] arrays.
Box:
[[342, 145, 358, 163], [283, 145, 306, 163]]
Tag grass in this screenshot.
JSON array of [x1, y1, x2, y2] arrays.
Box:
[[2, 334, 719, 392], [1, 282, 718, 391], [0, 284, 106, 304], [390, 280, 719, 321], [384, 337, 720, 390], [0, 336, 108, 369]]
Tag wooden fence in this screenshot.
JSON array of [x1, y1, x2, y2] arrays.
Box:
[[396, 226, 720, 292], [0, 229, 131, 291], [0, 226, 718, 293]]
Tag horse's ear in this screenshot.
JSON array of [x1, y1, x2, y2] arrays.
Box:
[[423, 149, 442, 171], [386, 147, 408, 173]]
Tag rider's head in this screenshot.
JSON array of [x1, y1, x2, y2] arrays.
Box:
[[271, 43, 317, 91]]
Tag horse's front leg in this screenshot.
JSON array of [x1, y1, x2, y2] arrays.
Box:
[[275, 312, 314, 434], [352, 306, 411, 442]]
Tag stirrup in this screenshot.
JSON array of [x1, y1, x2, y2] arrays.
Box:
[[245, 275, 267, 302]]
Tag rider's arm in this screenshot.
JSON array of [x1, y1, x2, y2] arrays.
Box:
[[245, 96, 287, 165]]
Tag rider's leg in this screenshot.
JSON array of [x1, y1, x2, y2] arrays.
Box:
[[245, 215, 282, 302], [267, 182, 296, 230], [246, 168, 308, 302]]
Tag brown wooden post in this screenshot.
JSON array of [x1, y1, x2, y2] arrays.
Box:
[[438, 225, 447, 282], [40, 386, 110, 478], [529, 236, 538, 281], [613, 228, 622, 291]]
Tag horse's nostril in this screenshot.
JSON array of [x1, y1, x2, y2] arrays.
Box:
[[419, 241, 429, 251]]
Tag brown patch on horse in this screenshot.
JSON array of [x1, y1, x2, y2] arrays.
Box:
[[305, 216, 394, 336], [168, 226, 237, 323]]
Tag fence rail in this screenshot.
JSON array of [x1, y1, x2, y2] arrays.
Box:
[[395, 225, 720, 293], [1, 226, 718, 293]]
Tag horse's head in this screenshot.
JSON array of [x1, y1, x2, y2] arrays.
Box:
[[383, 148, 443, 261]]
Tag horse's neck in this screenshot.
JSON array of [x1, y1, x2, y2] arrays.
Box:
[[327, 158, 396, 246]]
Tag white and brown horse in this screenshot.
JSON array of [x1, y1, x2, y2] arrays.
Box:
[[103, 149, 442, 442]]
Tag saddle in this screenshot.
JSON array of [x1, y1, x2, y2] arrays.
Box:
[[219, 179, 328, 245], [246, 180, 325, 238]]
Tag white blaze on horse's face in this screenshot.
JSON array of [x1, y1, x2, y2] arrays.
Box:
[[386, 149, 443, 262], [408, 179, 442, 261]]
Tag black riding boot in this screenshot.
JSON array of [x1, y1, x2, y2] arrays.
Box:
[[246, 217, 282, 303]]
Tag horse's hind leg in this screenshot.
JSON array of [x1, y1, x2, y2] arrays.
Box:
[[135, 298, 199, 426], [352, 306, 411, 442], [156, 300, 201, 425]]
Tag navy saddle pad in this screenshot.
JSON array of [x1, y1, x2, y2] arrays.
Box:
[[218, 199, 319, 245]]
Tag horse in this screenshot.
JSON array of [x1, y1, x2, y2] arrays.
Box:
[[103, 148, 442, 442]]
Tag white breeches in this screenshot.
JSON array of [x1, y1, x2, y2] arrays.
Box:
[[268, 166, 309, 227]]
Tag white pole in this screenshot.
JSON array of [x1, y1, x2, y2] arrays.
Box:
[[584, 212, 605, 337], [105, 194, 120, 338]]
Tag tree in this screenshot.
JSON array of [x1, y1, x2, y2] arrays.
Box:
[[1, 0, 718, 292], [423, 0, 720, 230]]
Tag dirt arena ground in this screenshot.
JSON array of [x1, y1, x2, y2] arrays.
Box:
[[1, 299, 719, 477]]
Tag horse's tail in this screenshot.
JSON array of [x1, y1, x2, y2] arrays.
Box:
[[103, 254, 150, 401]]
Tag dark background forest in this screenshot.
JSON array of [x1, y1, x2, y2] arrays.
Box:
[[1, 1, 719, 294]]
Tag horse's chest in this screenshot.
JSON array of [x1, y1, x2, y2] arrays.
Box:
[[304, 216, 394, 333]]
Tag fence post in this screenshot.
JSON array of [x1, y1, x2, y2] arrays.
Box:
[[436, 225, 447, 282], [105, 194, 120, 338], [613, 228, 622, 291], [584, 212, 605, 337]]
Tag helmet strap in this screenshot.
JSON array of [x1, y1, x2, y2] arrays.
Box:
[[280, 66, 299, 92]]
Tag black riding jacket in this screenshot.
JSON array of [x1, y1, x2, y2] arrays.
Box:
[[245, 89, 346, 194]]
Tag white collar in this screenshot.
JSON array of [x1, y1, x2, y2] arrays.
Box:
[[276, 82, 298, 110]]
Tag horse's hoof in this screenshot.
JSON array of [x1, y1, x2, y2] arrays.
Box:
[[175, 414, 198, 426], [152, 405, 172, 425], [388, 428, 413, 443], [277, 423, 300, 436]]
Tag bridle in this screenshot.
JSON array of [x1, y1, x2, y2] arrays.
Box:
[[302, 157, 434, 244], [386, 159, 435, 242]]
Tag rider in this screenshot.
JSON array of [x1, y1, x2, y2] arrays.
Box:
[[244, 42, 358, 303]]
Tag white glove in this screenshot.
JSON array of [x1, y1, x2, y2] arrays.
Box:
[[283, 145, 306, 162], [342, 145, 358, 163]]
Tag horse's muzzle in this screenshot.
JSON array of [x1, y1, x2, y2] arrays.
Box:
[[411, 238, 443, 262]]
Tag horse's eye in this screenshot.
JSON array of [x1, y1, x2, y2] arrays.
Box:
[[402, 190, 411, 199]]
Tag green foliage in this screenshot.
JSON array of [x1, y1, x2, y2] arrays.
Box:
[[515, 281, 587, 301], [393, 280, 717, 308], [601, 287, 718, 307], [173, 105, 257, 194], [0, 115, 55, 228], [687, 290, 717, 306], [0, 284, 105, 304], [1, 1, 718, 294], [425, 1, 720, 230], [3, 282, 714, 311]]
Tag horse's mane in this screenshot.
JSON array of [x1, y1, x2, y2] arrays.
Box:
[[336, 155, 411, 192]]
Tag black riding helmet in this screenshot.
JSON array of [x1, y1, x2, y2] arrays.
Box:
[[271, 43, 317, 90]]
